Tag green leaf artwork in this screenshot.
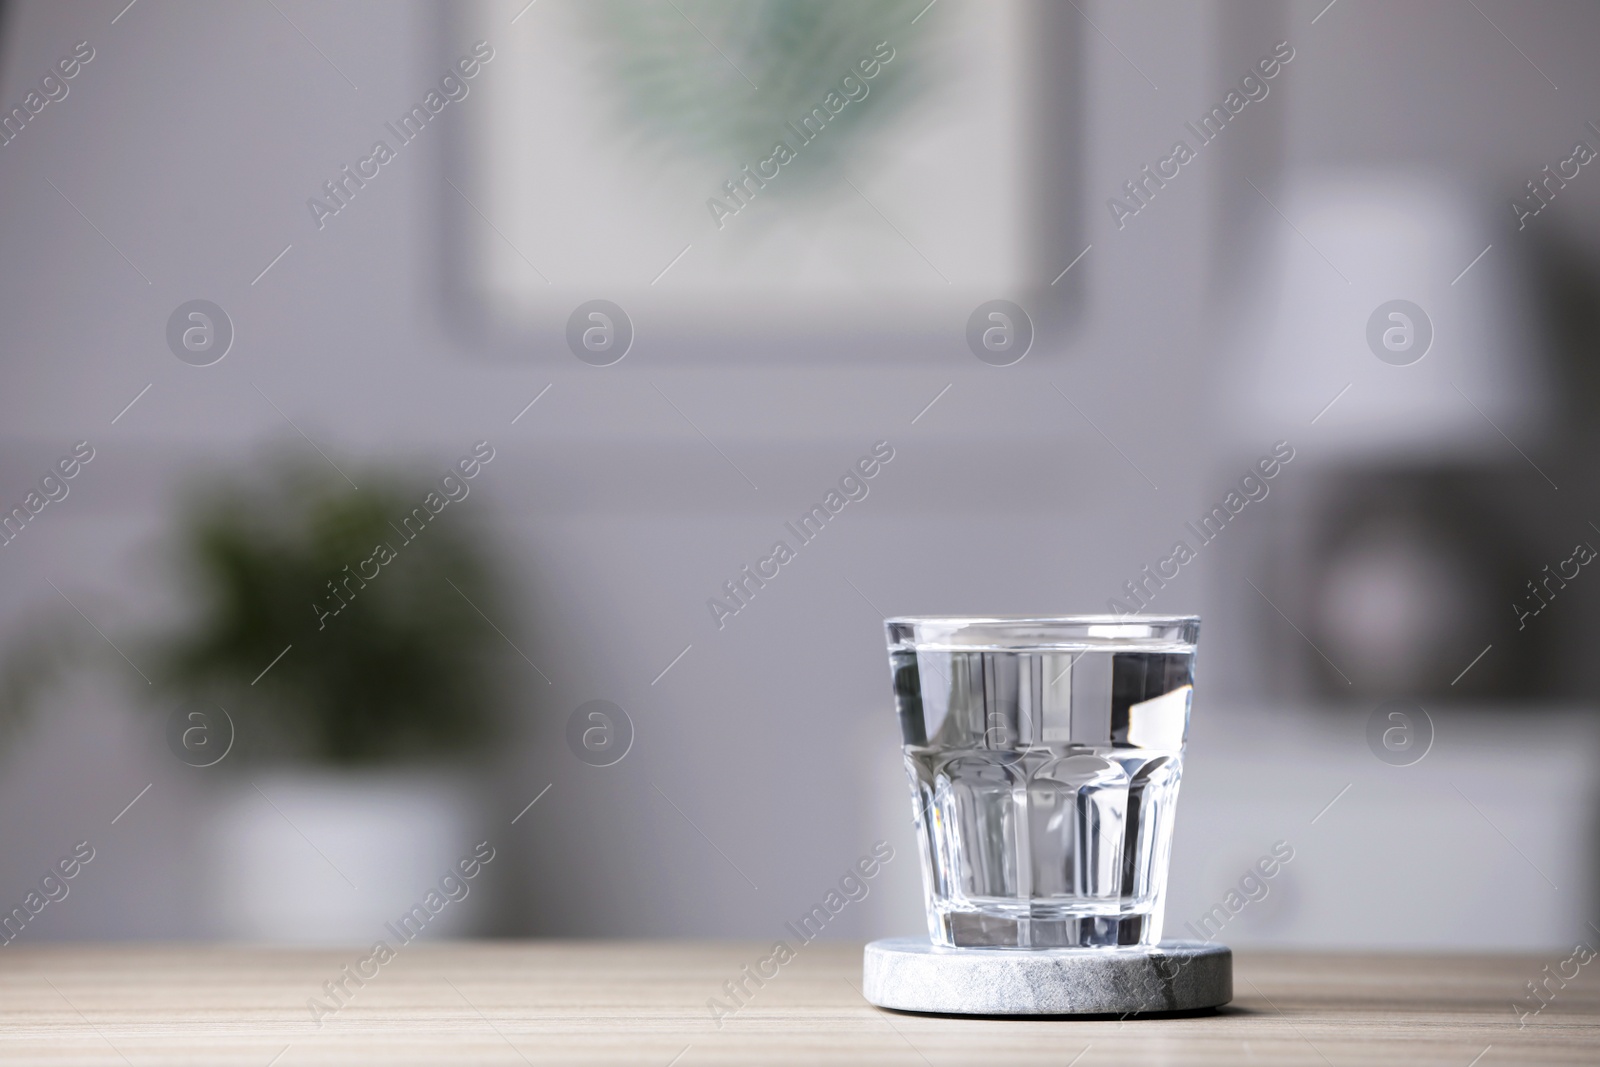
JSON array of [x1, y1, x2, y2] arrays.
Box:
[[573, 0, 941, 206]]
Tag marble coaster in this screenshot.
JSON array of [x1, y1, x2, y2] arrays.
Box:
[[862, 938, 1231, 1016]]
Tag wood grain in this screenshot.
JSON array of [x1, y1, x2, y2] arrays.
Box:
[[0, 942, 1593, 1064]]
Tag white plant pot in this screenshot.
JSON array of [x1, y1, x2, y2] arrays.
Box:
[[203, 770, 487, 944]]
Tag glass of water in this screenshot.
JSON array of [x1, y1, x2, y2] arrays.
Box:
[[885, 615, 1199, 949]]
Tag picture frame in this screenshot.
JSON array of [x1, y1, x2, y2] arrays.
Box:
[[444, 0, 1082, 362]]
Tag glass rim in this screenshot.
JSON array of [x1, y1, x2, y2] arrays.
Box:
[[885, 613, 1200, 626], [885, 614, 1200, 652]]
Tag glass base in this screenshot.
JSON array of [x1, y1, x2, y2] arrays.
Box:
[[936, 908, 1159, 949]]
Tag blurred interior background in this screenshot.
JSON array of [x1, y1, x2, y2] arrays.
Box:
[[0, 0, 1597, 951]]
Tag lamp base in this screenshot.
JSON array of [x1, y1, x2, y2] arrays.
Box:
[[862, 937, 1231, 1016]]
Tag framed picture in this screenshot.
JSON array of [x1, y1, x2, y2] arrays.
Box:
[[447, 0, 1081, 361]]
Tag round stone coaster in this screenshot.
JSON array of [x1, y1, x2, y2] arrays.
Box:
[[862, 938, 1231, 1016]]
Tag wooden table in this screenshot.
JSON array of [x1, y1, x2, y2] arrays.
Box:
[[0, 942, 1594, 1064]]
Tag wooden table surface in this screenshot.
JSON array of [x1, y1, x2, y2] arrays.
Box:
[[0, 942, 1594, 1065]]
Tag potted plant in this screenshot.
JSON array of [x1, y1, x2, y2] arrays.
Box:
[[7, 449, 517, 942]]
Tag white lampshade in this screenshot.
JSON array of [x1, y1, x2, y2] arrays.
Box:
[[1224, 170, 1546, 461]]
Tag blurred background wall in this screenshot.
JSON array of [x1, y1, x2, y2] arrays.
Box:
[[0, 0, 1597, 950]]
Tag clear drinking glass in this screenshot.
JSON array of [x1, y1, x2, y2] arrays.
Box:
[[885, 615, 1199, 949]]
